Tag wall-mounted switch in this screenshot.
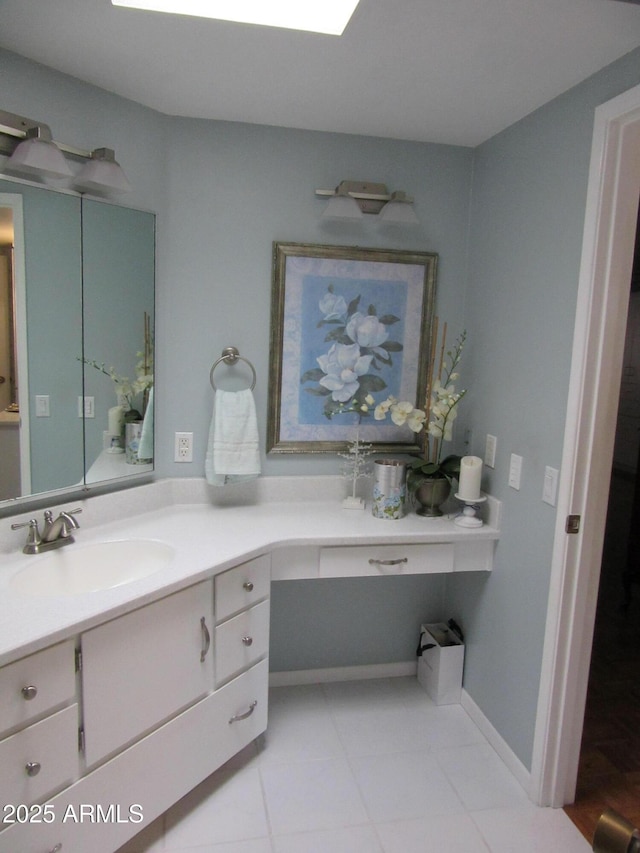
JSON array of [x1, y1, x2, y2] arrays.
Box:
[[35, 395, 50, 417], [543, 466, 559, 506], [509, 453, 523, 490], [485, 434, 497, 468], [174, 431, 193, 462], [77, 396, 95, 418]]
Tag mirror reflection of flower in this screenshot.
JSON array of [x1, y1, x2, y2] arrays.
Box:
[[79, 311, 154, 419]]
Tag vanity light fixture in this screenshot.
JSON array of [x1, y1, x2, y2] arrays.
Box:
[[316, 180, 419, 224], [0, 108, 131, 195], [111, 0, 360, 35]]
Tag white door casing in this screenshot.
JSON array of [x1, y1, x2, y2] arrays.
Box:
[[530, 83, 640, 808]]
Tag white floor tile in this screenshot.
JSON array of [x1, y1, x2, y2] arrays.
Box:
[[272, 825, 384, 853], [260, 757, 369, 835], [163, 764, 269, 849], [435, 744, 531, 812], [375, 814, 491, 853], [470, 804, 592, 852], [349, 750, 465, 823], [116, 679, 589, 853]]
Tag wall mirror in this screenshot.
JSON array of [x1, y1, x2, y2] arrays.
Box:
[[0, 179, 155, 511]]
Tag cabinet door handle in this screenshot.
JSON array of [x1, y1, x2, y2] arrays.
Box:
[[242, 635, 253, 646], [21, 685, 38, 700], [243, 581, 254, 592], [200, 616, 211, 663], [25, 761, 41, 777], [229, 700, 257, 724], [368, 557, 408, 566], [48, 845, 62, 853]]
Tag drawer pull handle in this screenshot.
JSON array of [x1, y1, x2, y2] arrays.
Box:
[[243, 581, 254, 592], [48, 845, 62, 853], [200, 616, 211, 663], [368, 557, 408, 566], [242, 635, 253, 646], [25, 761, 41, 777], [21, 685, 38, 700], [229, 700, 257, 724]]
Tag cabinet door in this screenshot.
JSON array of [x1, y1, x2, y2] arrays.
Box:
[[81, 580, 214, 768]]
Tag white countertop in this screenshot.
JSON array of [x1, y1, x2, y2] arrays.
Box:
[[0, 477, 500, 668]]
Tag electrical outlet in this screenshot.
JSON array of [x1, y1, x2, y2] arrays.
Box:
[[485, 434, 497, 468], [174, 431, 193, 462]]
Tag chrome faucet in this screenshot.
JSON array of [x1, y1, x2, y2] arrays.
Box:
[[11, 508, 82, 554]]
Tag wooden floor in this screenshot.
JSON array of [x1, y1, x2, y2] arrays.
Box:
[[563, 472, 640, 844]]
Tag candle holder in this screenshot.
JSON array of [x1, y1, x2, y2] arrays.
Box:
[[454, 494, 486, 528]]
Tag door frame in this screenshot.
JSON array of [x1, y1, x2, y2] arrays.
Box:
[[530, 83, 640, 807]]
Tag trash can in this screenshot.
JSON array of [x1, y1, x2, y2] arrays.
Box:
[[417, 621, 464, 705]]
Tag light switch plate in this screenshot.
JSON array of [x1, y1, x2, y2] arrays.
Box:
[[35, 395, 50, 417], [485, 434, 497, 468], [509, 453, 522, 490], [543, 466, 559, 506]]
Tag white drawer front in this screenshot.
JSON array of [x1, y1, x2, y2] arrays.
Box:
[[215, 554, 270, 623], [215, 599, 270, 686], [0, 704, 79, 816], [0, 640, 76, 737], [319, 544, 454, 577]]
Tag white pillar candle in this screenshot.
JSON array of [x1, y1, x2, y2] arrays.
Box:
[[458, 455, 483, 501], [108, 405, 124, 436]]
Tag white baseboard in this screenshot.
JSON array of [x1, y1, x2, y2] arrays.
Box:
[[461, 688, 532, 796], [269, 661, 418, 687]]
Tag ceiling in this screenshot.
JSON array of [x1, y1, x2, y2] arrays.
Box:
[[1, 0, 640, 147]]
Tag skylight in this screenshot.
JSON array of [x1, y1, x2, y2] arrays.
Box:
[[110, 0, 361, 35]]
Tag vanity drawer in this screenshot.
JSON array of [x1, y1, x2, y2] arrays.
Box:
[[319, 544, 454, 577], [215, 553, 270, 623], [215, 599, 270, 686], [0, 704, 79, 815], [0, 640, 76, 736]]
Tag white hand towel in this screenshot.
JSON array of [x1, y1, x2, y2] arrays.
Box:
[[205, 388, 261, 486]]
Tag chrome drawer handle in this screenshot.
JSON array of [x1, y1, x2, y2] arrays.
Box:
[[242, 636, 253, 646], [48, 845, 62, 853], [200, 616, 211, 663], [229, 700, 257, 724], [21, 685, 38, 700], [368, 558, 408, 566], [243, 581, 254, 591], [25, 761, 41, 777]]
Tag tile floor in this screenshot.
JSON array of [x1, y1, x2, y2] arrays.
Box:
[[117, 677, 591, 853]]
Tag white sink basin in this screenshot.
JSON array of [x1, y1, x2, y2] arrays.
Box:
[[9, 539, 175, 596]]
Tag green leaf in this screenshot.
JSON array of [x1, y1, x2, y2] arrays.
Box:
[[325, 330, 353, 344], [379, 314, 400, 325], [358, 374, 387, 393], [380, 341, 403, 352], [300, 368, 325, 383], [347, 295, 361, 315], [367, 304, 376, 315], [303, 387, 331, 397]]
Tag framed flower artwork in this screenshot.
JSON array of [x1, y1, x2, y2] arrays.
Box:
[[267, 242, 438, 453]]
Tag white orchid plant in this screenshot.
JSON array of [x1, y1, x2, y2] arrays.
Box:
[[372, 325, 467, 485]]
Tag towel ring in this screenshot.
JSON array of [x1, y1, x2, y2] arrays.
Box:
[[210, 347, 256, 391]]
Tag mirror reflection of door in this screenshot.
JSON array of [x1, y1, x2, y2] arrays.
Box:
[[0, 207, 20, 500]]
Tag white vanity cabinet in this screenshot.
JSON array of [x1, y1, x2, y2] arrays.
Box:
[[81, 579, 215, 768], [0, 640, 79, 822], [0, 559, 270, 853]]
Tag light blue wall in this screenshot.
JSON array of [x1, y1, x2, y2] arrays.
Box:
[[446, 47, 640, 769], [5, 43, 640, 776], [158, 119, 473, 476]]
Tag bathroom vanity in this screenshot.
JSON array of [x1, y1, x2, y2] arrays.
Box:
[[0, 477, 499, 853]]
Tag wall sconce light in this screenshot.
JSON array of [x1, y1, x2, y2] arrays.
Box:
[[316, 180, 419, 224], [0, 109, 131, 195]]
